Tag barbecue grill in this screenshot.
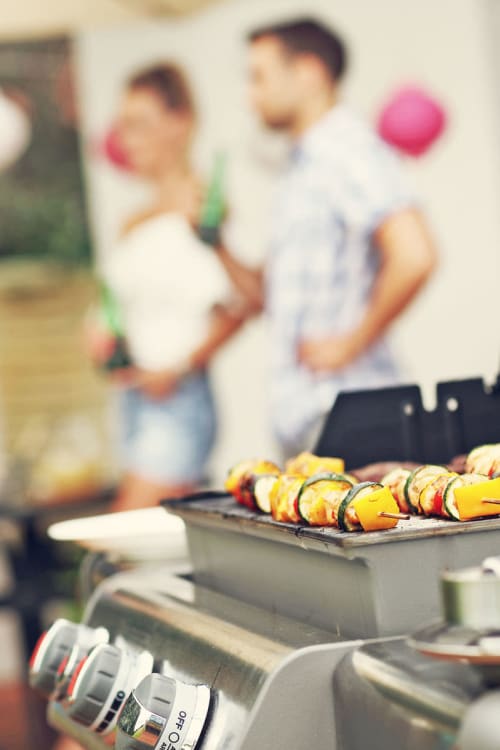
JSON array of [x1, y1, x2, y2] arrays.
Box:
[[30, 378, 500, 749]]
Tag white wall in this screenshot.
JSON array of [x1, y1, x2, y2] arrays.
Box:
[[75, 0, 500, 479]]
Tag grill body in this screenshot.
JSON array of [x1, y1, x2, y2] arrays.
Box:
[[46, 494, 500, 749]]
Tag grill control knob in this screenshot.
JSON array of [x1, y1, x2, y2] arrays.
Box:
[[116, 673, 211, 750], [65, 643, 153, 736], [54, 627, 109, 700], [29, 619, 108, 698]]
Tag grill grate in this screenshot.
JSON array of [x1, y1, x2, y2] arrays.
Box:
[[166, 493, 500, 550]]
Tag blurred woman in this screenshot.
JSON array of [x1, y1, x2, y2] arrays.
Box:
[[93, 63, 245, 511]]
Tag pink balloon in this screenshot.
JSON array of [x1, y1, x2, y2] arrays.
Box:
[[102, 127, 131, 170], [377, 86, 447, 157]]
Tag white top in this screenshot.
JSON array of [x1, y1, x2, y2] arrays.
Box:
[[103, 213, 231, 371]]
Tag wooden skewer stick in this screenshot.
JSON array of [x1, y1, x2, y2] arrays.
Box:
[[482, 498, 500, 505], [378, 511, 411, 520]]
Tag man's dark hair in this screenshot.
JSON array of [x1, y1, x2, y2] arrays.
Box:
[[248, 17, 347, 83]]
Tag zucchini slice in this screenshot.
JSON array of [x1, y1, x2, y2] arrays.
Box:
[[404, 465, 447, 514], [297, 472, 354, 525], [419, 472, 457, 517], [443, 473, 488, 520], [226, 459, 281, 509], [338, 482, 383, 532], [254, 474, 280, 514]]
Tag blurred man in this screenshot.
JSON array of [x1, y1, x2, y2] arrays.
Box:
[[218, 17, 437, 457]]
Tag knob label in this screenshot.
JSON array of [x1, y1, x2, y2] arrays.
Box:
[[159, 719, 186, 749], [117, 679, 210, 750], [160, 731, 179, 750], [158, 683, 198, 750], [176, 710, 187, 732]]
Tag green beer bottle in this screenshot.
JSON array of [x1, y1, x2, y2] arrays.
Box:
[[99, 281, 131, 370], [198, 151, 227, 247]]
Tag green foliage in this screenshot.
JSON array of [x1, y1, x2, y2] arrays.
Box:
[[0, 177, 91, 264], [0, 37, 92, 265]]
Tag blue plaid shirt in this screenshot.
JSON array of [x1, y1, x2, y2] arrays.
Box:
[[267, 105, 414, 449]]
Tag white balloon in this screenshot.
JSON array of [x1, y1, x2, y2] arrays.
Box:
[[0, 89, 31, 171]]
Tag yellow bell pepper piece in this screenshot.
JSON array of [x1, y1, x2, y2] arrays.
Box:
[[308, 456, 345, 475], [455, 477, 500, 521], [286, 452, 344, 476], [352, 486, 401, 531]]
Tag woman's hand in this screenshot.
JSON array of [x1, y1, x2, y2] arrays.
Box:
[[133, 368, 182, 400], [108, 367, 137, 386], [82, 315, 116, 367]]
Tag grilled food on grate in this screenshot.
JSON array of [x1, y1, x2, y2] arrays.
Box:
[[225, 455, 404, 532], [225, 445, 500, 531]]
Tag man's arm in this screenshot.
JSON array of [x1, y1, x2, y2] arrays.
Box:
[[190, 303, 247, 370], [215, 245, 265, 313], [299, 208, 438, 372]]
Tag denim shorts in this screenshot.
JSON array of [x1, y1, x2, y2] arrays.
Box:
[[118, 372, 216, 485]]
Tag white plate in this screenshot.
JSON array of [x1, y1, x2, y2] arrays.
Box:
[[48, 507, 188, 561]]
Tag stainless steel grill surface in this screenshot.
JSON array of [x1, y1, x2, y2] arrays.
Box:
[[168, 493, 500, 638], [29, 373, 500, 749], [32, 493, 500, 750]]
